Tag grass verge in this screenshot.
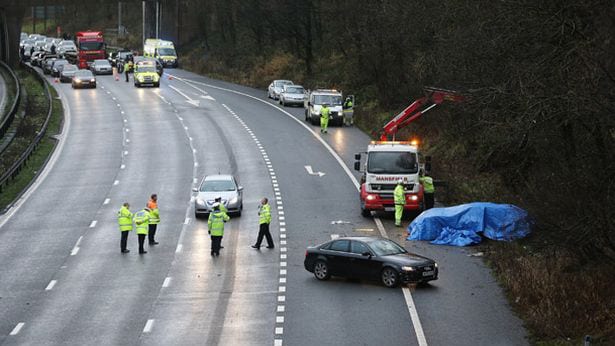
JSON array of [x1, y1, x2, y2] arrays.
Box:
[[0, 70, 62, 211]]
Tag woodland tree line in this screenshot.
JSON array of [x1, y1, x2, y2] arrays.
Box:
[[52, 0, 615, 260]]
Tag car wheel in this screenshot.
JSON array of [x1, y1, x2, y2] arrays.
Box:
[[381, 267, 399, 288], [313, 260, 331, 281]]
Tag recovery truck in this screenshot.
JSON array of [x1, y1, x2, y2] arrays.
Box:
[[75, 31, 105, 69], [354, 87, 463, 217]]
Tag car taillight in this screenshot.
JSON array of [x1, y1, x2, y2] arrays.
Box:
[[305, 251, 308, 257]]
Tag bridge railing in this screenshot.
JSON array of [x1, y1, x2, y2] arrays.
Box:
[[0, 62, 52, 194], [0, 60, 21, 139]]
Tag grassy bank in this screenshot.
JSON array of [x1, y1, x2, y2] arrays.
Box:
[[0, 69, 62, 210]]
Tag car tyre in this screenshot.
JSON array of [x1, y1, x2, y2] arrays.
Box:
[[361, 206, 371, 217], [313, 260, 331, 281], [381, 267, 399, 288]]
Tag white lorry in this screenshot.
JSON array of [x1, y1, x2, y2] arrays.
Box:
[[354, 87, 463, 216], [144, 39, 178, 67]]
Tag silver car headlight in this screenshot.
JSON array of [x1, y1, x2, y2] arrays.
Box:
[[401, 266, 416, 272], [229, 196, 238, 204], [196, 198, 205, 206]]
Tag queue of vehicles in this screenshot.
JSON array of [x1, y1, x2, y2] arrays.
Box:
[[21, 32, 178, 89]]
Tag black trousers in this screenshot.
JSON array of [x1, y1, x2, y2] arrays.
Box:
[[211, 235, 223, 255], [120, 231, 129, 251], [148, 224, 158, 243], [424, 193, 435, 210], [125, 70, 129, 82], [138, 234, 147, 253], [255, 223, 274, 248]]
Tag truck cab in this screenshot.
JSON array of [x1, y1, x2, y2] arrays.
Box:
[[355, 141, 423, 217], [304, 89, 344, 126]]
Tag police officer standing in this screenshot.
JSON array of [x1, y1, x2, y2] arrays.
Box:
[[208, 203, 229, 256], [124, 60, 131, 82], [133, 206, 150, 254], [343, 96, 354, 126], [320, 103, 331, 134], [117, 202, 133, 253], [147, 194, 160, 245], [252, 197, 274, 249], [394, 179, 406, 227], [419, 170, 435, 210]]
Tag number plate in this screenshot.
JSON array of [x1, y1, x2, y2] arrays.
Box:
[[384, 207, 394, 212], [422, 270, 435, 277]]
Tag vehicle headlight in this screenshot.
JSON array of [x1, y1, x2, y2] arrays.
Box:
[[402, 266, 416, 272], [154, 75, 160, 82], [90, 78, 95, 82], [410, 195, 418, 201], [138, 75, 144, 81], [366, 194, 376, 201], [229, 196, 238, 204], [75, 78, 81, 83], [196, 198, 205, 206], [434, 263, 438, 268]]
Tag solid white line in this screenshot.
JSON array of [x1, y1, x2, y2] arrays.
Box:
[[75, 236, 83, 247], [9, 322, 25, 335], [403, 287, 428, 346], [373, 217, 389, 238], [143, 319, 155, 333], [162, 277, 171, 288], [184, 217, 190, 225], [103, 198, 110, 205], [45, 280, 57, 291], [0, 85, 72, 230], [89, 220, 97, 228]]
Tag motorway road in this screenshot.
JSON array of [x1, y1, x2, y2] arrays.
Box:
[[0, 66, 528, 346]]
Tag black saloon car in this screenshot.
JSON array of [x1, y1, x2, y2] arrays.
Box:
[[304, 237, 438, 288]]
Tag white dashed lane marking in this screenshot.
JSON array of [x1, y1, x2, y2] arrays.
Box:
[[162, 277, 171, 288], [45, 280, 57, 291], [89, 220, 97, 228], [103, 198, 110, 205], [143, 319, 155, 333], [9, 322, 25, 336]]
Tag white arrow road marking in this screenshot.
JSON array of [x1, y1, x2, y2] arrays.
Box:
[[304, 165, 325, 177], [169, 85, 200, 107]]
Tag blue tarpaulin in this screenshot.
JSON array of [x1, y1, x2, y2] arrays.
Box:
[[407, 202, 532, 246]]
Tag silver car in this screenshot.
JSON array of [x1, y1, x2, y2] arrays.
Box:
[[60, 64, 78, 83], [267, 79, 293, 100], [193, 174, 243, 218], [90, 59, 113, 75], [279, 84, 305, 106]]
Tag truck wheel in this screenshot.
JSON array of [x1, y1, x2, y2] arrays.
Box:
[[361, 203, 370, 217]]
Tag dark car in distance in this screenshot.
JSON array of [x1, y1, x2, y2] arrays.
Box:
[[304, 237, 438, 288]]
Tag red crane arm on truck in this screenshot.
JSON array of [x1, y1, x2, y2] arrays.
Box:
[[379, 87, 464, 141]]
